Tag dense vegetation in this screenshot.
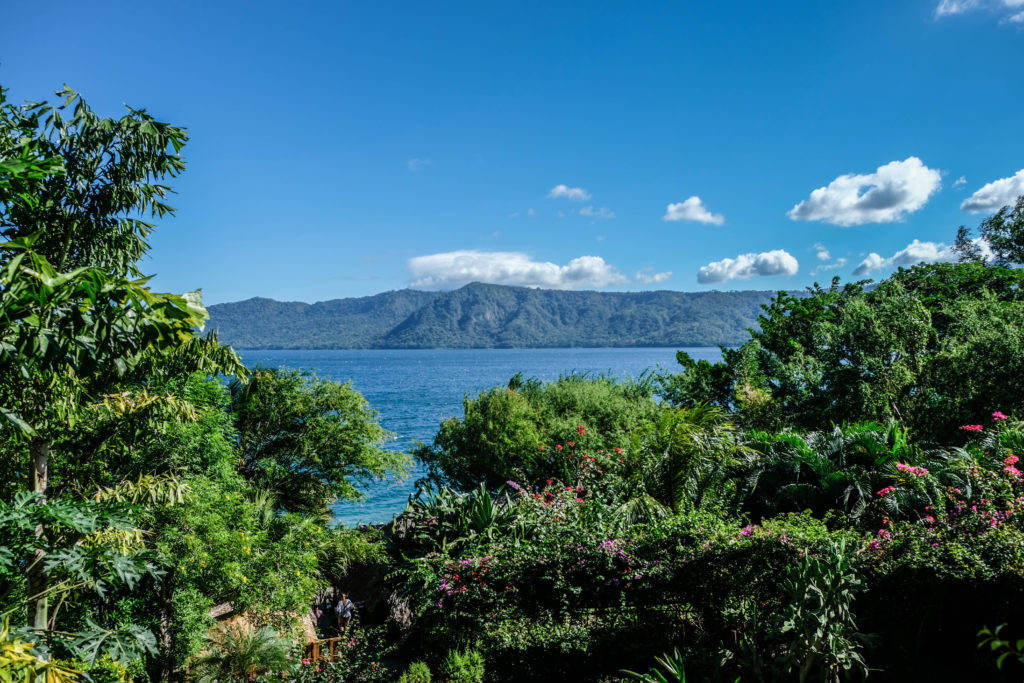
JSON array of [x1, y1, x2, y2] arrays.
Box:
[[4, 82, 1024, 683], [206, 285, 780, 349]]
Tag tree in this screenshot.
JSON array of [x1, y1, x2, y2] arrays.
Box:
[[0, 84, 243, 660], [955, 194, 1024, 266], [0, 85, 187, 276], [230, 368, 408, 513]]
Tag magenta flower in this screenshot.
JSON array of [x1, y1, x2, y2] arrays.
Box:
[[961, 424, 984, 433], [993, 411, 1009, 421], [1004, 454, 1019, 465], [877, 486, 897, 497]]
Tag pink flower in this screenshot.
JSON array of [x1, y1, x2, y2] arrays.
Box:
[[614, 447, 623, 454], [896, 463, 928, 477], [578, 425, 586, 436], [739, 525, 754, 537], [993, 411, 1009, 421], [556, 444, 563, 451], [1004, 454, 1019, 465], [877, 486, 897, 497], [576, 497, 584, 503], [961, 424, 984, 433], [1004, 465, 1022, 478], [924, 515, 935, 524]]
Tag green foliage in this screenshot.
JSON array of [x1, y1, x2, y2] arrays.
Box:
[[190, 623, 291, 682], [231, 368, 407, 513], [978, 624, 1024, 671], [0, 618, 78, 683], [661, 257, 1024, 440], [955, 194, 1024, 266], [397, 661, 432, 683], [417, 373, 658, 490], [0, 85, 186, 276], [776, 541, 869, 682], [622, 648, 689, 683], [439, 648, 485, 683]]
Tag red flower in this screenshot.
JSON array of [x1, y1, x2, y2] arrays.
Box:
[[578, 425, 586, 436], [556, 444, 563, 451]]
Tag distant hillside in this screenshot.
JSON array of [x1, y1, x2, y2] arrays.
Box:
[[206, 283, 781, 349]]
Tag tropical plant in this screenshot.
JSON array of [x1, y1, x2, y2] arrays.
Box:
[[628, 404, 752, 515], [776, 540, 870, 682], [621, 648, 689, 682], [0, 617, 78, 683], [190, 622, 291, 682]]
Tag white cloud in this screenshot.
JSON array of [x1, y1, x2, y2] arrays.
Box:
[[407, 158, 431, 171], [663, 196, 724, 225], [810, 258, 848, 276], [635, 267, 672, 284], [580, 206, 615, 219], [787, 157, 942, 226], [961, 169, 1024, 213], [936, 0, 981, 15], [936, 0, 1024, 20], [548, 184, 591, 201], [954, 176, 967, 188], [814, 243, 831, 261], [407, 250, 627, 290], [852, 239, 965, 275], [697, 249, 799, 284]]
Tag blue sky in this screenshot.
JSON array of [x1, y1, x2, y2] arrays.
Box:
[[2, 1, 1022, 304]]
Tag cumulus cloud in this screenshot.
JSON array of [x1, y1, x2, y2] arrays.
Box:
[[548, 184, 591, 201], [407, 158, 431, 171], [697, 250, 799, 284], [852, 239, 961, 275], [961, 169, 1024, 213], [635, 267, 672, 284], [580, 206, 615, 219], [787, 157, 942, 226], [407, 250, 627, 290], [814, 243, 831, 261], [663, 196, 725, 224]]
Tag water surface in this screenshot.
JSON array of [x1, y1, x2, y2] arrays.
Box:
[[237, 347, 723, 526]]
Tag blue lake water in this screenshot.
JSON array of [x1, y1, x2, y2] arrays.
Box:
[[237, 347, 723, 526]]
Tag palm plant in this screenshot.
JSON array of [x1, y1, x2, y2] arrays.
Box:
[[627, 405, 753, 517], [738, 420, 969, 525], [190, 622, 291, 682]]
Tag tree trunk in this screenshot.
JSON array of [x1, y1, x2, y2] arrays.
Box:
[[28, 438, 50, 633]]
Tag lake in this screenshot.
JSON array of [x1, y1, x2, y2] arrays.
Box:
[[237, 347, 723, 526]]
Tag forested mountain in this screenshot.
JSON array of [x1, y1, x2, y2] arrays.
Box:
[[206, 283, 782, 348]]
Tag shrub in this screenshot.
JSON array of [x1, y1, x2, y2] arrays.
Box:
[[397, 660, 432, 683], [439, 648, 485, 683]]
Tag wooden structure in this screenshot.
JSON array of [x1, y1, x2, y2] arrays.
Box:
[[304, 637, 343, 663]]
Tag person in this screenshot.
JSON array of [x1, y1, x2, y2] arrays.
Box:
[[337, 593, 354, 633]]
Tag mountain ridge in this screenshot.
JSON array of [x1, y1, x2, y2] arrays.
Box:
[[206, 282, 782, 349]]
